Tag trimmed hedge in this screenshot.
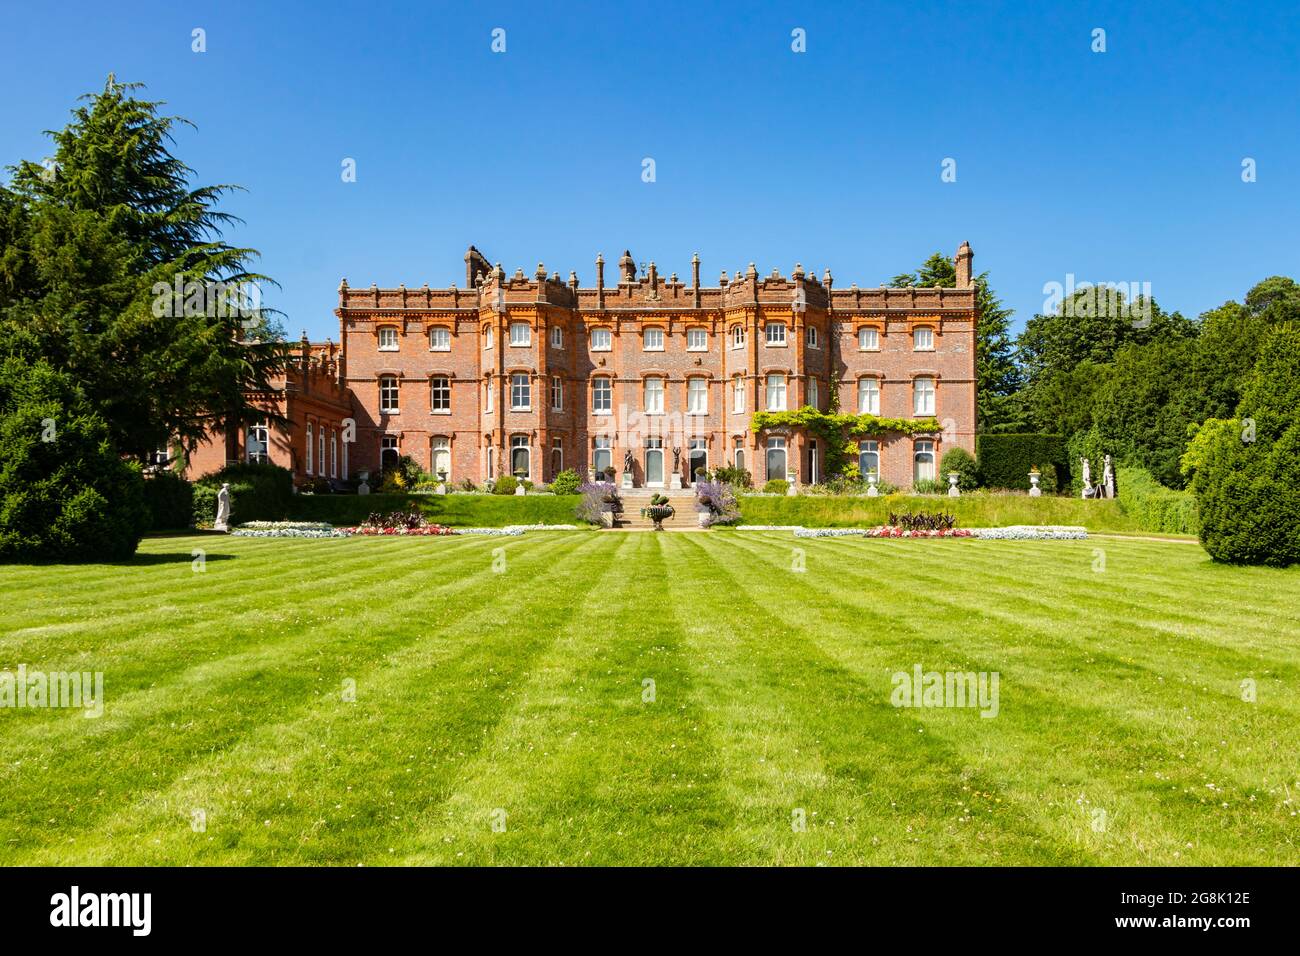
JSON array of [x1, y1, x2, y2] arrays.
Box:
[[285, 492, 582, 527], [193, 462, 294, 527], [976, 434, 1071, 491], [1115, 466, 1198, 535], [142, 471, 194, 531]]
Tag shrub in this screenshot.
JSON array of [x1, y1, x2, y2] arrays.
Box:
[[694, 480, 740, 526], [888, 510, 957, 531], [576, 481, 620, 525], [142, 470, 194, 530], [911, 478, 945, 495], [713, 465, 752, 489], [550, 468, 581, 496], [939, 447, 979, 490], [976, 433, 1070, 490], [456, 477, 478, 492], [763, 478, 789, 495], [1116, 466, 1198, 535], [0, 357, 148, 561], [492, 475, 518, 495], [193, 461, 293, 526]]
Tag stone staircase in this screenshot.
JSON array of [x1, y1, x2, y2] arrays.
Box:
[[614, 489, 701, 530]]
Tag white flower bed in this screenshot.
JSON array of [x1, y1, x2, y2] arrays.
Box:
[[503, 524, 580, 532], [457, 527, 525, 536], [794, 528, 866, 538], [736, 525, 806, 532], [232, 521, 347, 538], [969, 526, 1088, 540]]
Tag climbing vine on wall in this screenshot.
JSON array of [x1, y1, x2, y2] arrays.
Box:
[[750, 408, 942, 480]]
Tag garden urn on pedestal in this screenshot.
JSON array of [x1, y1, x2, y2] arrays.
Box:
[[357, 472, 370, 496], [948, 473, 961, 497], [866, 472, 879, 497], [1028, 471, 1042, 497], [786, 471, 797, 496]]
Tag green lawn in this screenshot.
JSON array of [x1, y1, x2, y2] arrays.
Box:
[[1, 531, 1295, 865]]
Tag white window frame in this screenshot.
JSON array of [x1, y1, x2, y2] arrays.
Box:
[[551, 375, 563, 411], [730, 325, 745, 349], [509, 321, 531, 347], [859, 440, 880, 478], [510, 373, 531, 411], [643, 327, 665, 351], [590, 327, 612, 351], [305, 423, 313, 475], [644, 376, 665, 415], [858, 378, 880, 415], [378, 326, 399, 351], [687, 377, 707, 415], [483, 326, 494, 349], [330, 430, 338, 478], [807, 377, 819, 409], [484, 377, 493, 413], [733, 377, 745, 413], [858, 327, 879, 351], [914, 440, 936, 482], [765, 373, 787, 411], [430, 376, 451, 414], [379, 375, 399, 413], [914, 326, 935, 351], [806, 326, 819, 348], [593, 377, 612, 414], [914, 376, 936, 416], [550, 326, 563, 348], [593, 436, 612, 475], [429, 327, 451, 351], [431, 436, 451, 481], [510, 435, 530, 480], [765, 322, 787, 347], [687, 328, 708, 351]]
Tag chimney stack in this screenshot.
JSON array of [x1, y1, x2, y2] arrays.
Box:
[[955, 241, 974, 289]]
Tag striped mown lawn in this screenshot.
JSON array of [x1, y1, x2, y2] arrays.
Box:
[[1, 531, 1296, 865]]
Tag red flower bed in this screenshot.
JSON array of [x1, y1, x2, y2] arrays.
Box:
[[340, 524, 458, 536], [864, 526, 974, 538]]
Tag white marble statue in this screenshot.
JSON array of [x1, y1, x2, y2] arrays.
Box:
[[214, 483, 231, 532], [1080, 456, 1092, 498], [1102, 454, 1115, 499]]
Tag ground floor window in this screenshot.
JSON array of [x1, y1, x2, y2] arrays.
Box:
[[593, 436, 611, 476], [688, 438, 707, 484], [914, 440, 935, 482], [551, 438, 562, 477], [306, 424, 314, 474], [432, 436, 450, 480], [645, 436, 664, 485], [330, 430, 338, 478], [511, 435, 530, 479], [766, 437, 787, 482], [381, 435, 399, 472], [733, 439, 745, 474], [859, 440, 879, 479]]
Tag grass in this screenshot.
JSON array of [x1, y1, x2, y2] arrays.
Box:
[[739, 493, 1169, 534], [283, 492, 581, 527], [1, 531, 1295, 865]]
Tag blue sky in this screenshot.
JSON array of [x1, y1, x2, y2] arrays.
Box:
[[3, 0, 1298, 340]]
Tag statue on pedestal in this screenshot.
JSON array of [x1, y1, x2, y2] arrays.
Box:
[[672, 446, 681, 473], [1102, 454, 1116, 499], [623, 448, 634, 474], [214, 483, 231, 532], [1080, 457, 1093, 499]]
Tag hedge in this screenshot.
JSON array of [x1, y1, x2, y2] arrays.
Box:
[[1114, 466, 1198, 536], [284, 493, 582, 527], [976, 434, 1071, 491], [192, 462, 294, 527], [142, 471, 194, 531]]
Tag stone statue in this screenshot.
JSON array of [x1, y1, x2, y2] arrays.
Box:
[[1102, 454, 1115, 499], [214, 483, 231, 532], [1080, 457, 1092, 499]]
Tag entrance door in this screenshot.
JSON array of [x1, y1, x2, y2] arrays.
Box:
[[688, 439, 707, 485], [645, 437, 664, 486]]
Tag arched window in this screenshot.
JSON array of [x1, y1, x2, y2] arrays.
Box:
[[766, 437, 788, 481], [510, 436, 530, 479], [306, 423, 314, 475], [381, 435, 399, 472], [859, 440, 879, 479]]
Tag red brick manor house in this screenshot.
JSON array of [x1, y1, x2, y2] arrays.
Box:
[[186, 243, 979, 490]]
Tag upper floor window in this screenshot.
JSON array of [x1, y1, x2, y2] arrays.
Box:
[[729, 325, 746, 349], [914, 326, 934, 351], [430, 376, 450, 413], [484, 377, 493, 413], [858, 378, 880, 415], [765, 322, 787, 346], [379, 375, 399, 413], [807, 376, 819, 409], [644, 376, 665, 414], [858, 327, 879, 351], [483, 327, 494, 349], [550, 375, 563, 410], [509, 322, 531, 347], [913, 376, 936, 416], [429, 327, 451, 351], [806, 326, 819, 348], [593, 377, 612, 413], [687, 328, 708, 351], [591, 328, 612, 351], [550, 326, 563, 348], [510, 373, 531, 410], [643, 328, 664, 351], [732, 376, 745, 413], [765, 373, 787, 411], [687, 377, 708, 414], [378, 327, 399, 351]]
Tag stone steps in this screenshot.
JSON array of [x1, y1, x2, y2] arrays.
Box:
[[613, 493, 699, 529]]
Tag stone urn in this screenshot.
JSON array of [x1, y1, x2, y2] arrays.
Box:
[[785, 471, 798, 496], [357, 471, 370, 496], [698, 510, 712, 529], [514, 471, 527, 495], [948, 472, 961, 497], [866, 472, 879, 498], [1028, 471, 1042, 497]]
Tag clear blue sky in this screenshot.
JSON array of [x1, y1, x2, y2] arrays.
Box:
[[3, 0, 1297, 341]]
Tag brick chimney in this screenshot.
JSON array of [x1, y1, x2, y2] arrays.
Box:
[[955, 241, 974, 289]]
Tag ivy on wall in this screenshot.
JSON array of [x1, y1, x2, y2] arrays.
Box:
[[750, 408, 943, 479]]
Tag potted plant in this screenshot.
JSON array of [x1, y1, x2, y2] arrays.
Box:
[[640, 492, 675, 531]]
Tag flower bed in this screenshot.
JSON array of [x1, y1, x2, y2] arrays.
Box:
[[793, 528, 869, 538], [340, 524, 458, 536], [457, 527, 525, 536], [969, 525, 1087, 540], [863, 527, 973, 538], [232, 521, 347, 538]]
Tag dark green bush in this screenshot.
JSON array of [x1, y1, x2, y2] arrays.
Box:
[[0, 357, 148, 561], [549, 468, 581, 496], [142, 470, 194, 530], [193, 461, 293, 526], [976, 433, 1070, 491], [939, 447, 979, 490], [1115, 466, 1198, 535], [714, 465, 752, 488]]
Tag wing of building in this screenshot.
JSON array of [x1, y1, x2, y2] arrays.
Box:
[[186, 242, 978, 490]]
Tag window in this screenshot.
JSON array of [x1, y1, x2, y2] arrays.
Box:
[[806, 326, 819, 348], [379, 375, 399, 413], [551, 375, 563, 410], [431, 436, 450, 480], [593, 436, 612, 475], [687, 328, 708, 351], [858, 327, 879, 351], [644, 377, 664, 414], [732, 376, 745, 413], [766, 436, 787, 482], [341, 435, 348, 480], [330, 430, 338, 478], [807, 377, 819, 409], [859, 440, 880, 478], [483, 327, 494, 349], [729, 325, 746, 349], [317, 428, 325, 474], [765, 373, 787, 411], [510, 435, 530, 479], [913, 376, 935, 415], [733, 439, 745, 473], [593, 377, 612, 414], [429, 327, 451, 351], [643, 328, 664, 351], [765, 322, 787, 346], [510, 373, 531, 410], [509, 322, 530, 346], [381, 435, 399, 471], [378, 326, 398, 351], [914, 440, 936, 482], [550, 437, 562, 476], [687, 377, 707, 414], [430, 376, 450, 413], [306, 423, 313, 475], [858, 378, 880, 415], [914, 326, 934, 351], [484, 377, 493, 413], [590, 328, 612, 351], [550, 326, 563, 348]]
